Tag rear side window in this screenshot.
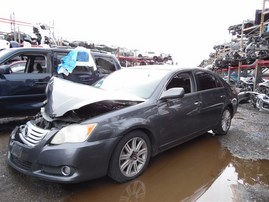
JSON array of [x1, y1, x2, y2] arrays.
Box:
[[94, 56, 116, 74], [195, 71, 222, 91], [28, 56, 47, 73]]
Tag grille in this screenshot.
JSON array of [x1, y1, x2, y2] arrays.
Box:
[[19, 121, 50, 147], [11, 154, 32, 170]]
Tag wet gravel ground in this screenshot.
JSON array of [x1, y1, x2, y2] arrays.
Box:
[[0, 103, 268, 201], [218, 103, 269, 201], [219, 103, 269, 160]]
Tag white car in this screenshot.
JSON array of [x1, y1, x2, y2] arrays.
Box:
[[0, 39, 10, 50], [137, 51, 160, 60]]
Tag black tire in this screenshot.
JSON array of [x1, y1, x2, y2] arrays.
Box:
[[213, 108, 232, 135], [108, 130, 151, 183]]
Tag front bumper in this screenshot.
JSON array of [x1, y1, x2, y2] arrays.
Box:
[[7, 126, 120, 183]]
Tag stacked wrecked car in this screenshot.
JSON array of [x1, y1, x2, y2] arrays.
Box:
[[200, 15, 269, 113]]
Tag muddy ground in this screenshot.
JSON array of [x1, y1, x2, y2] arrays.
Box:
[[219, 103, 269, 161], [217, 103, 269, 202], [0, 103, 268, 201]]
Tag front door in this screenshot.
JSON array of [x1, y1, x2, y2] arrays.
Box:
[[0, 53, 50, 117], [156, 72, 202, 149]]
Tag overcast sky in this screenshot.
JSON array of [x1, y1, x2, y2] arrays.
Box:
[[0, 0, 265, 66]]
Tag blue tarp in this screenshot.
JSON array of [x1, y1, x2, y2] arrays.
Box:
[[57, 47, 92, 75]]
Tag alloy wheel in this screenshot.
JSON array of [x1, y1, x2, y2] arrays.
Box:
[[221, 109, 231, 132], [119, 137, 148, 177]]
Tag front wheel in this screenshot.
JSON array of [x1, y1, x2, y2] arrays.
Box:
[[213, 108, 232, 135], [108, 131, 151, 183]]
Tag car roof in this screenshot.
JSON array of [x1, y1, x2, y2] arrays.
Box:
[[127, 65, 207, 73], [0, 47, 113, 55], [0, 47, 115, 63]]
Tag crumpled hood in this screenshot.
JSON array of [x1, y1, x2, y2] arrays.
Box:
[[44, 77, 145, 117]]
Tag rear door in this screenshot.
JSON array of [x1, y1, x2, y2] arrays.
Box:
[[194, 70, 226, 130], [0, 51, 51, 117]]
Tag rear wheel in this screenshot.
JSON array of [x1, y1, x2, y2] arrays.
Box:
[[213, 108, 232, 135], [109, 131, 151, 183]]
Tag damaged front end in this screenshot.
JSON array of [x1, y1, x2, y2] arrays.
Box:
[[36, 99, 142, 130], [44, 76, 145, 118], [7, 76, 145, 182], [13, 76, 145, 146]]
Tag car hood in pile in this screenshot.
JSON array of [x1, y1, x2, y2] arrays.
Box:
[[44, 77, 145, 118]]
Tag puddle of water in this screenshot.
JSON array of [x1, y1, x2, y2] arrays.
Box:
[[64, 134, 269, 202], [197, 159, 269, 201], [197, 164, 238, 201], [64, 135, 233, 202]]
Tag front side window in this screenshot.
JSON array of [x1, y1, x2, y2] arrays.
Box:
[[166, 72, 192, 94], [195, 71, 222, 91], [0, 54, 47, 74]]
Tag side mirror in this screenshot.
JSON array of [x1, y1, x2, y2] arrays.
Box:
[[160, 87, 185, 100], [0, 65, 11, 74]]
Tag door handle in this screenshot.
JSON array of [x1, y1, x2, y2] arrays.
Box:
[[194, 101, 202, 105]]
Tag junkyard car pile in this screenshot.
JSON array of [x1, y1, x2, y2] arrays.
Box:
[[200, 16, 269, 113], [242, 80, 269, 112], [6, 65, 238, 183], [225, 74, 269, 112], [208, 18, 269, 70]]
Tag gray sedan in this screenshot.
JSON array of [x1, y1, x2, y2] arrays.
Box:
[[7, 65, 238, 183]]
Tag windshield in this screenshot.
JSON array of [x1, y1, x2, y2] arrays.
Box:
[[95, 68, 170, 99], [0, 48, 14, 59]]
